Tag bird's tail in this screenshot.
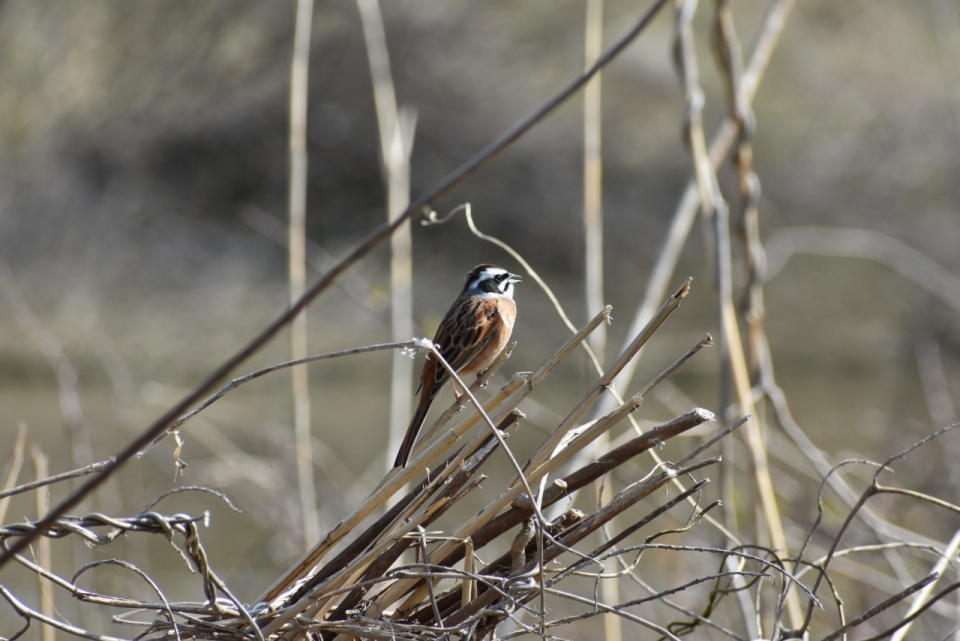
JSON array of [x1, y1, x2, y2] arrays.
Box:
[[394, 396, 433, 468]]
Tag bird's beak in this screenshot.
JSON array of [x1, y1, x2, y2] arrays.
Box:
[[508, 273, 523, 284]]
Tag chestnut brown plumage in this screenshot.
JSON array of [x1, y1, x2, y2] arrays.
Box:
[[394, 264, 521, 468]]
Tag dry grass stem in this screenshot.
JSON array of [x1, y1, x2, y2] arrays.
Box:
[[818, 573, 939, 641], [31, 446, 55, 641], [593, 0, 796, 423], [0, 423, 28, 523], [356, 0, 418, 475], [288, 0, 318, 551]]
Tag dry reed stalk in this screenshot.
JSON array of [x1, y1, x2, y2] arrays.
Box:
[[524, 279, 690, 475], [576, 0, 798, 591], [582, 2, 614, 631], [356, 0, 418, 475], [442, 456, 721, 630], [285, 438, 478, 603], [583, 0, 605, 363], [333, 454, 720, 640], [9, 345, 957, 638], [251, 284, 690, 639], [322, 432, 506, 621], [288, 0, 319, 550], [0, 423, 28, 524], [32, 446, 55, 641], [674, 0, 797, 629], [318, 421, 516, 607], [591, 0, 796, 421], [398, 410, 716, 594]]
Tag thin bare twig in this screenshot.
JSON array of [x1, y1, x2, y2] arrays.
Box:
[[0, 459, 113, 501], [0, 584, 127, 641], [798, 424, 960, 636], [857, 580, 960, 641], [891, 529, 960, 641], [141, 340, 420, 455], [543, 587, 682, 640], [818, 573, 939, 641], [73, 559, 182, 641]]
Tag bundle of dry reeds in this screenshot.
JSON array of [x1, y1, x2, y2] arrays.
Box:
[[1, 280, 745, 640], [238, 280, 729, 640]]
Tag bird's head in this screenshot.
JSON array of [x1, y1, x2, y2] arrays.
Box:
[[463, 264, 523, 299]]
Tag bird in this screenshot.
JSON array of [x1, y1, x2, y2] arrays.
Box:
[[394, 264, 522, 468]]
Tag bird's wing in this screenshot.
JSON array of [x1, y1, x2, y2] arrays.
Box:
[[426, 298, 501, 398]]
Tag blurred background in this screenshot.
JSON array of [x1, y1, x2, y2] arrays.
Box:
[[2, 0, 960, 638]]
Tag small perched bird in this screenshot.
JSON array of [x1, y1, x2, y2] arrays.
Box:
[[394, 264, 522, 468]]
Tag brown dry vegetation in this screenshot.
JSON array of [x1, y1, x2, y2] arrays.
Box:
[[3, 0, 960, 639]]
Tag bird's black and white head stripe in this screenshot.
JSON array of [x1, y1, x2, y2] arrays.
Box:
[[462, 264, 522, 299]]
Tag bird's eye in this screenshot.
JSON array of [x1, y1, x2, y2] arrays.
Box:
[[496, 274, 507, 281]]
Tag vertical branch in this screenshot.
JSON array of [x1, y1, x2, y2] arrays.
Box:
[[713, 0, 803, 631], [0, 423, 28, 524], [588, 0, 796, 424], [583, 2, 619, 640], [32, 447, 55, 641], [355, 0, 417, 474], [673, 0, 795, 634], [583, 0, 605, 365], [289, 0, 319, 550], [385, 117, 415, 472], [715, 0, 762, 387]]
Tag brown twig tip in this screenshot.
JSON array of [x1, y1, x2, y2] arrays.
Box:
[[693, 408, 716, 423], [675, 277, 693, 299], [701, 332, 713, 347]]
